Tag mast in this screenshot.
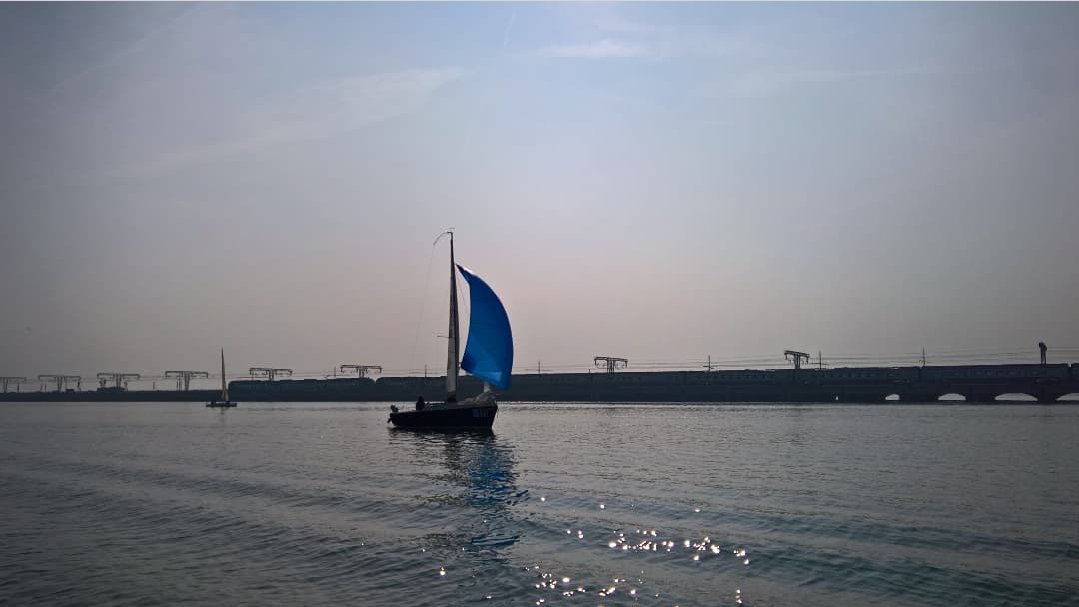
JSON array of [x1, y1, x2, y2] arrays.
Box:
[[445, 231, 459, 401], [220, 348, 228, 401]]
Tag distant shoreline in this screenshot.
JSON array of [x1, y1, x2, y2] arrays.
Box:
[[5, 362, 1078, 404]]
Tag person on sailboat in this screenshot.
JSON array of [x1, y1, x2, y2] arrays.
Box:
[[415, 396, 426, 411]]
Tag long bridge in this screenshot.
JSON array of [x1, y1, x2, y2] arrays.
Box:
[[3, 363, 1077, 403]]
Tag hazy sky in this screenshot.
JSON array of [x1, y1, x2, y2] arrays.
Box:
[[2, 2, 1078, 387]]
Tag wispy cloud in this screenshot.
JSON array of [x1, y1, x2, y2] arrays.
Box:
[[502, 11, 517, 51], [525, 16, 761, 63], [531, 38, 651, 60], [594, 15, 674, 36], [727, 66, 940, 97], [247, 67, 468, 142], [120, 67, 468, 177], [47, 4, 202, 98]]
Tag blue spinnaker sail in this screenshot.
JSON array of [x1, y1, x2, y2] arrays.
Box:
[[458, 265, 513, 390]]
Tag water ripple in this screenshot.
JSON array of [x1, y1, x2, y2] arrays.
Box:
[[1, 402, 1077, 606]]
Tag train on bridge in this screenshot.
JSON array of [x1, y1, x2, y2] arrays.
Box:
[[3, 363, 1077, 404], [223, 362, 1079, 404]]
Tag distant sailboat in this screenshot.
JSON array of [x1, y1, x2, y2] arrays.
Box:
[[389, 231, 512, 429], [206, 348, 237, 408]]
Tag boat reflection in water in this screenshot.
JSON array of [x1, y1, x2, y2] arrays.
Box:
[[389, 428, 523, 553]]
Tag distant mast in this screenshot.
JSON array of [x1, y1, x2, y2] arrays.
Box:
[[220, 348, 228, 401], [445, 231, 459, 401]]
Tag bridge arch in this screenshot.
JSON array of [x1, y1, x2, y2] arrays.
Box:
[[1057, 393, 1079, 402], [884, 393, 900, 401], [937, 393, 966, 402], [994, 393, 1037, 402]]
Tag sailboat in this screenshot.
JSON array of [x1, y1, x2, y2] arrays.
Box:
[[389, 231, 512, 429], [206, 348, 237, 408]]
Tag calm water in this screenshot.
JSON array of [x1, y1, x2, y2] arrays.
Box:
[[1, 402, 1077, 606]]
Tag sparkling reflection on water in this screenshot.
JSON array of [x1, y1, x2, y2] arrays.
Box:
[[1, 402, 1077, 606]]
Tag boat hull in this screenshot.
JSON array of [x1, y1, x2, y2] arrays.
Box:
[[206, 401, 237, 408], [388, 402, 497, 429]]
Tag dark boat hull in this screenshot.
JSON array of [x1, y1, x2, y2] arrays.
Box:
[[206, 401, 237, 408], [388, 403, 497, 429]]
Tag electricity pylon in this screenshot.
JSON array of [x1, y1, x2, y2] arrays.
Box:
[[38, 374, 82, 392], [340, 365, 382, 379], [1, 376, 27, 393], [784, 350, 811, 370], [96, 372, 141, 390], [594, 356, 628, 373], [165, 370, 210, 391], [249, 367, 292, 381]]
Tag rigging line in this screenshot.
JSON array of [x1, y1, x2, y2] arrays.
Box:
[[407, 239, 441, 377]]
